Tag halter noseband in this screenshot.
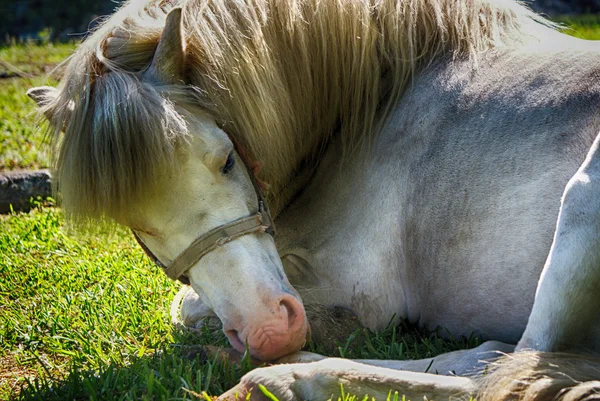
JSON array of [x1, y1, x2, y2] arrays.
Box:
[[132, 163, 275, 285]]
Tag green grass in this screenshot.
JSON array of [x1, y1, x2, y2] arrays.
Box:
[[0, 205, 248, 400], [0, 76, 53, 170], [555, 14, 600, 40], [1, 15, 600, 401], [0, 42, 75, 171], [0, 41, 75, 76]]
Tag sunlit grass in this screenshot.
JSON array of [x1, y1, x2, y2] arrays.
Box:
[[555, 14, 600, 40], [0, 205, 248, 400], [0, 41, 76, 76], [0, 76, 54, 170], [0, 42, 76, 171]]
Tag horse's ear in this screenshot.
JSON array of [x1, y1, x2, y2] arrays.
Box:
[[27, 86, 59, 120], [27, 86, 58, 108], [145, 7, 185, 84]]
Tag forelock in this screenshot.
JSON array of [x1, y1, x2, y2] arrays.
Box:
[[54, 71, 190, 221]]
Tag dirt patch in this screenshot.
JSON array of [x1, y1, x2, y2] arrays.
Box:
[[0, 353, 38, 398], [0, 351, 70, 399]]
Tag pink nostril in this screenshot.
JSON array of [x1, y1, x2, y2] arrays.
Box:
[[225, 329, 245, 352], [279, 295, 306, 332]]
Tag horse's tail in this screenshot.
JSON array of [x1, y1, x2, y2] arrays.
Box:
[[476, 351, 600, 401]]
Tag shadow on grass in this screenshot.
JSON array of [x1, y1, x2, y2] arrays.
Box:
[[12, 326, 254, 401], [12, 318, 482, 401]]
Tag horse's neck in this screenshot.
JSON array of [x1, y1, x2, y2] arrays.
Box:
[[269, 156, 323, 217], [190, 0, 540, 215]]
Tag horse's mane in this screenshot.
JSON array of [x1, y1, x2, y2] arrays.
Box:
[[43, 0, 550, 219]]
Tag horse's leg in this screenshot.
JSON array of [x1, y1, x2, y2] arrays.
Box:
[[277, 340, 513, 373], [216, 341, 510, 400], [352, 340, 514, 374], [517, 131, 600, 353], [217, 358, 476, 401], [172, 285, 217, 329]]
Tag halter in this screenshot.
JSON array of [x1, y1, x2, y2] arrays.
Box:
[[132, 161, 275, 285]]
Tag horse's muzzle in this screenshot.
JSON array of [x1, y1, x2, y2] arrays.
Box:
[[224, 294, 308, 361]]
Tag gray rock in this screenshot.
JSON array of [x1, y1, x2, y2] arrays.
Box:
[[0, 170, 52, 214]]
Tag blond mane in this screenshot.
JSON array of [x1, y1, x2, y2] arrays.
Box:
[[44, 0, 549, 219]]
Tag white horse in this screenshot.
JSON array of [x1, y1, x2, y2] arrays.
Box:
[[28, 0, 600, 398]]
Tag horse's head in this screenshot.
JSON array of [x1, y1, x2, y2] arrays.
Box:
[[27, 8, 307, 361], [126, 114, 308, 361]]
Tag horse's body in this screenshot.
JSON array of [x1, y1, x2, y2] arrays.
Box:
[[27, 0, 600, 398], [274, 34, 600, 343]]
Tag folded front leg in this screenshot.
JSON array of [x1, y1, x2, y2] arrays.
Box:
[[220, 341, 514, 400], [517, 132, 600, 353], [217, 358, 476, 401], [355, 340, 514, 375]]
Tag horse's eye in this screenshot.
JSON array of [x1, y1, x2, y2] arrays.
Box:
[[221, 151, 235, 174]]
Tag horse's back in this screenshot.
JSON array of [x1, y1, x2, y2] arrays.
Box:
[[387, 32, 600, 341]]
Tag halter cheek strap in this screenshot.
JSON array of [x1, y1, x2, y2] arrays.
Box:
[[166, 202, 273, 280], [132, 150, 275, 283], [132, 230, 192, 284], [132, 200, 275, 284]]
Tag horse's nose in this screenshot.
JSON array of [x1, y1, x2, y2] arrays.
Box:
[[228, 294, 308, 361], [247, 294, 307, 360]]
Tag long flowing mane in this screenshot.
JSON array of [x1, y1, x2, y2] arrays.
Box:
[[43, 0, 550, 219]]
